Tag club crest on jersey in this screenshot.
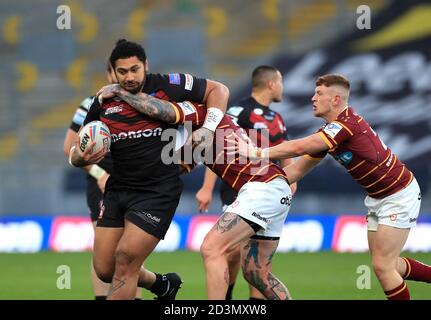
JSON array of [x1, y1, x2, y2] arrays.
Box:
[[335, 151, 353, 167], [324, 122, 342, 138]]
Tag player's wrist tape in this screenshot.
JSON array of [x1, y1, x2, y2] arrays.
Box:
[[89, 165, 107, 180], [202, 108, 224, 132], [68, 146, 76, 166]]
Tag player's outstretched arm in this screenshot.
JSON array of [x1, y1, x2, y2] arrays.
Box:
[[267, 133, 328, 159], [283, 156, 321, 184]]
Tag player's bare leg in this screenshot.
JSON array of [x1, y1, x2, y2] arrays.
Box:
[[90, 222, 111, 298], [226, 244, 266, 300], [107, 220, 159, 300], [93, 226, 124, 283], [368, 225, 410, 299], [225, 245, 241, 299], [200, 212, 255, 299], [90, 222, 142, 299], [248, 283, 266, 300], [241, 238, 290, 300]]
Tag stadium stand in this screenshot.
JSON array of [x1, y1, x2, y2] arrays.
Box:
[[2, 0, 430, 219]]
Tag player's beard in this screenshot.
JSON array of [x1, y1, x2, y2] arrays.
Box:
[[123, 80, 144, 94]]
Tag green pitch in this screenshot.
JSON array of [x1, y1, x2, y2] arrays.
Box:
[[0, 251, 429, 300]]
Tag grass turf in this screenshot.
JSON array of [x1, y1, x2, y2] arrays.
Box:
[[0, 251, 429, 300]]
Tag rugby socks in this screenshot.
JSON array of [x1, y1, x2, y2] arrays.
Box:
[[402, 257, 431, 283], [95, 295, 107, 300], [148, 273, 168, 296], [225, 283, 235, 300], [384, 281, 410, 300]]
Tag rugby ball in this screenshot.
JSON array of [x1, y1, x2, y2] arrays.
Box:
[[78, 120, 111, 154]]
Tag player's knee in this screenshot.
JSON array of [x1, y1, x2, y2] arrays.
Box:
[[226, 247, 241, 265], [94, 266, 114, 283], [114, 249, 139, 272], [200, 237, 222, 261], [371, 255, 393, 276]]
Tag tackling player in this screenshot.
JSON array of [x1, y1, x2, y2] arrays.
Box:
[[196, 65, 297, 300], [97, 86, 294, 300]]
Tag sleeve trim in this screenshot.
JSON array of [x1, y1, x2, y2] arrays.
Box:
[[318, 131, 334, 149]]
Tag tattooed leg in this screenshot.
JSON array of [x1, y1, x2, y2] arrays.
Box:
[[243, 239, 262, 269], [201, 212, 255, 299], [241, 238, 291, 300], [215, 212, 241, 233]]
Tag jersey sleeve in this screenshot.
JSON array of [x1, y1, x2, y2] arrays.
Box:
[[276, 113, 289, 141], [226, 104, 249, 128], [83, 98, 101, 126], [318, 121, 354, 149], [157, 73, 207, 102], [69, 96, 94, 132], [168, 101, 206, 125]]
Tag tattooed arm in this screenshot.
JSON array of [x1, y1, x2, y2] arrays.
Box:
[[98, 84, 177, 124]]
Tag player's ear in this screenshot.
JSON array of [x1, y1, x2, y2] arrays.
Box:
[[267, 80, 274, 90], [144, 60, 149, 72]]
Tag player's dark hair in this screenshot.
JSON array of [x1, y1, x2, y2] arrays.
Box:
[[316, 74, 350, 90], [109, 38, 147, 67], [251, 65, 279, 89]]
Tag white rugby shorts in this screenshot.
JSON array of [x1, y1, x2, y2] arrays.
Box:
[[365, 178, 421, 231], [223, 177, 291, 237]]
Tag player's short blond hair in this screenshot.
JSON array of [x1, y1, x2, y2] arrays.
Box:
[[316, 74, 350, 91]]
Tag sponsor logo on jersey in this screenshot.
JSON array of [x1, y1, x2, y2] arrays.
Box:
[[335, 151, 353, 167], [280, 195, 292, 206], [104, 105, 123, 115], [252, 212, 270, 223], [323, 122, 342, 138], [168, 73, 181, 85], [177, 101, 196, 116], [390, 213, 397, 221], [184, 74, 193, 91], [111, 128, 162, 143]]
